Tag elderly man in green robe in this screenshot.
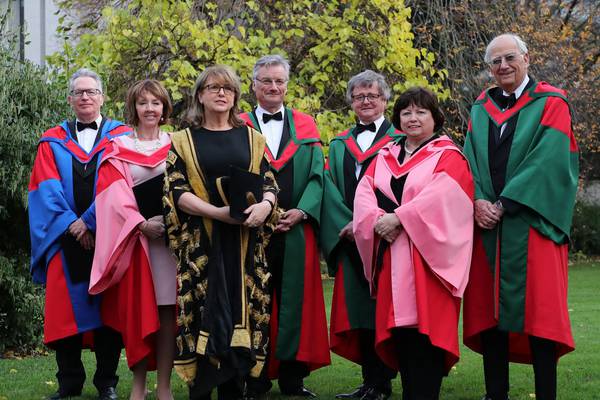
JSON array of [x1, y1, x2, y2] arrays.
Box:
[[462, 33, 579, 400]]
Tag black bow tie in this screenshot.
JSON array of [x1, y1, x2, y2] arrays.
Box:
[[499, 93, 517, 110], [355, 122, 376, 135], [77, 121, 98, 131], [263, 111, 283, 123]]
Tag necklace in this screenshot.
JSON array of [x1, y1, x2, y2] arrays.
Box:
[[133, 129, 162, 153], [404, 145, 416, 155]]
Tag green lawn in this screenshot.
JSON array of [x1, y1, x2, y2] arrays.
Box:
[[1, 262, 599, 399]]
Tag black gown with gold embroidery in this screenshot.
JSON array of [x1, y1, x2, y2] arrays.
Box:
[[163, 126, 277, 399]]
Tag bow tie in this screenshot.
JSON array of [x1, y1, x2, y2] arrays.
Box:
[[499, 93, 517, 110], [355, 122, 376, 135], [263, 111, 283, 123], [77, 121, 98, 131]]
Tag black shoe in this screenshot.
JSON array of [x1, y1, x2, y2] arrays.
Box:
[[98, 387, 118, 400], [281, 386, 317, 397], [361, 388, 390, 400], [336, 385, 368, 398]]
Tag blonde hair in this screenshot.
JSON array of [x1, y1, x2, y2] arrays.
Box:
[[185, 65, 244, 128]]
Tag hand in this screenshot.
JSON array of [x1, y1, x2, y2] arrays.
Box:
[[79, 230, 95, 250], [244, 200, 272, 228], [139, 215, 165, 239], [381, 227, 402, 243], [68, 218, 88, 241], [474, 199, 502, 230], [339, 221, 354, 242], [275, 209, 305, 233], [375, 213, 401, 241]]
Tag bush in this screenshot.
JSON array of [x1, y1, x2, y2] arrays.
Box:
[[0, 9, 70, 353], [0, 255, 44, 354], [570, 200, 600, 256]]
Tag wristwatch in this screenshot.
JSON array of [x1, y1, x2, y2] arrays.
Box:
[[299, 209, 308, 220]]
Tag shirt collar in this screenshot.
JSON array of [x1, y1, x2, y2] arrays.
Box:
[[503, 75, 530, 99], [75, 115, 103, 131], [359, 114, 385, 133], [256, 105, 285, 119]]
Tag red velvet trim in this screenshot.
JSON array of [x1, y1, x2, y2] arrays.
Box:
[[296, 224, 331, 370], [29, 142, 61, 191], [44, 253, 79, 344], [109, 143, 171, 167], [329, 262, 362, 364], [101, 240, 159, 369], [382, 138, 456, 178], [291, 110, 320, 141], [343, 134, 396, 164], [540, 96, 578, 151], [482, 91, 535, 126], [462, 231, 498, 354]]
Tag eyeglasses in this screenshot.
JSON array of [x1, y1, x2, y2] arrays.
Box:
[[351, 93, 381, 103], [70, 89, 102, 97], [488, 53, 523, 68], [255, 78, 288, 87], [203, 84, 235, 94]]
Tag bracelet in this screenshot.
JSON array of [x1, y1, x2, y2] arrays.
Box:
[[494, 200, 504, 212], [263, 198, 274, 210]]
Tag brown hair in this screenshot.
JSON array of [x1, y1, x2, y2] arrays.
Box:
[[184, 65, 244, 129], [392, 87, 445, 132], [125, 79, 173, 127]]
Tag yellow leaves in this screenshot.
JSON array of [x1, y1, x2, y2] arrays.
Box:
[[45, 381, 56, 386]]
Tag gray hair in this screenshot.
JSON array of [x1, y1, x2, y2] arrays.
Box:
[[252, 54, 290, 80], [346, 69, 391, 104], [484, 33, 528, 64], [68, 68, 104, 93]]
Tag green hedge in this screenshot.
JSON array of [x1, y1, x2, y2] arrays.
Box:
[[0, 255, 44, 354], [571, 200, 600, 256]]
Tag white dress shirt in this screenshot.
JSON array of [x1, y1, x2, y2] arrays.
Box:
[[500, 75, 529, 137], [255, 105, 285, 157], [76, 115, 102, 153], [355, 115, 385, 178]]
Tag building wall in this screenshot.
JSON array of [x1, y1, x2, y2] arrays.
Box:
[[1, 0, 61, 66]]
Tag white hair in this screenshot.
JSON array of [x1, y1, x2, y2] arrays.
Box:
[[252, 54, 290, 80], [68, 68, 104, 93], [484, 33, 528, 64]]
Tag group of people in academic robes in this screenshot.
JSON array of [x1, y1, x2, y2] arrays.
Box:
[[28, 32, 578, 400]]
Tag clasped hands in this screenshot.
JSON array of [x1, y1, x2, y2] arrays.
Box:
[[68, 218, 94, 250], [474, 199, 504, 229], [139, 215, 165, 239], [375, 213, 402, 243]]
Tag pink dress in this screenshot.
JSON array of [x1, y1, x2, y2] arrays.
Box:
[[118, 133, 176, 305]]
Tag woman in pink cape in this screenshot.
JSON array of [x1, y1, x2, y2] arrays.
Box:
[[353, 87, 474, 399], [90, 80, 176, 400]]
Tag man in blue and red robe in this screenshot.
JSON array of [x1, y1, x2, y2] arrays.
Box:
[[28, 68, 129, 400]]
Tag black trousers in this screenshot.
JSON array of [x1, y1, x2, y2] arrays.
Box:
[[52, 326, 122, 396], [481, 327, 557, 400], [394, 328, 445, 400], [359, 329, 396, 394], [191, 376, 244, 400]]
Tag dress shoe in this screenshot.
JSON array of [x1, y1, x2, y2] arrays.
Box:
[[98, 386, 118, 400], [361, 387, 390, 400], [281, 386, 317, 397], [336, 385, 368, 398]]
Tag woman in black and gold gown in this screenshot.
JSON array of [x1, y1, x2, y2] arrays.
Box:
[[163, 65, 278, 400]]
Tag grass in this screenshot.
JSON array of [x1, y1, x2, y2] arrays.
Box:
[[1, 261, 599, 399]]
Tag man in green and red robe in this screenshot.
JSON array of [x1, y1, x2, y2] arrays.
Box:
[[462, 33, 579, 400], [240, 54, 330, 398], [321, 70, 399, 400]]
